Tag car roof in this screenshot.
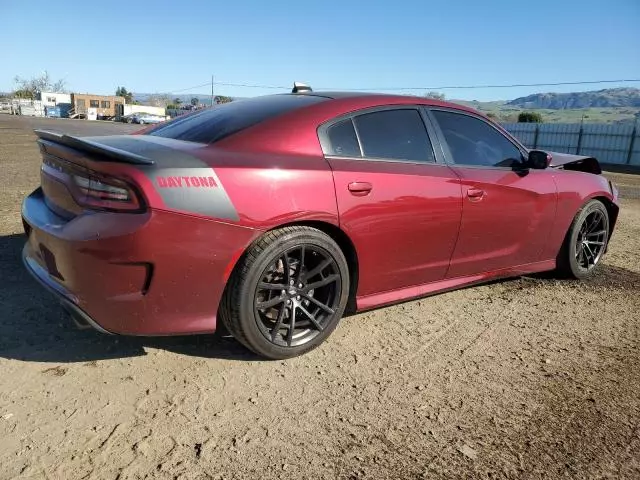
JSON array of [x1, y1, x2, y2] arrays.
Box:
[[296, 91, 387, 99], [286, 91, 480, 114], [215, 91, 487, 154]]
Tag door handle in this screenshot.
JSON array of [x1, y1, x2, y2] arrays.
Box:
[[348, 182, 373, 196], [466, 188, 485, 200]]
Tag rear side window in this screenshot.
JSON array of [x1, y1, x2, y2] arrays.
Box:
[[354, 109, 435, 162], [325, 118, 361, 157], [147, 94, 328, 144]]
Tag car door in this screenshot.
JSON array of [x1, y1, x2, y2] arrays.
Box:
[[319, 107, 463, 299], [427, 109, 557, 278]]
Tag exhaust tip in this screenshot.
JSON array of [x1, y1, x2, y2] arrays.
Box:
[[60, 303, 91, 330]]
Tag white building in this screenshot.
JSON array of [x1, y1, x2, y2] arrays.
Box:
[[39, 91, 72, 107]]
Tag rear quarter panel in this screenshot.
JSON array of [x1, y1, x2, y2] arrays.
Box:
[[544, 170, 616, 259], [202, 149, 340, 229]]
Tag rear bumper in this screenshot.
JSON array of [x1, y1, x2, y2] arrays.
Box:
[[22, 187, 258, 336], [22, 248, 111, 334]]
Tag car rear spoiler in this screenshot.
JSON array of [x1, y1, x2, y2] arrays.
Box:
[[34, 129, 155, 165]]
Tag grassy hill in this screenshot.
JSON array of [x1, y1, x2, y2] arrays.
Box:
[[451, 99, 640, 124], [451, 88, 640, 123], [507, 88, 640, 109]]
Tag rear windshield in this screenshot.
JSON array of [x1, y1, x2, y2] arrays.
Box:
[[146, 94, 328, 144]]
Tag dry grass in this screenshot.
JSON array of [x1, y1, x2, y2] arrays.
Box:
[[0, 114, 638, 480]]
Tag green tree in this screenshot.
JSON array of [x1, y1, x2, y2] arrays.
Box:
[[13, 89, 34, 99], [191, 97, 199, 106], [115, 87, 133, 103], [214, 95, 233, 104], [173, 97, 183, 106], [518, 111, 543, 123]]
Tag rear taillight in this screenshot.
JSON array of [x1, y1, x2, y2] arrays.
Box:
[[41, 155, 146, 213], [72, 173, 144, 212]]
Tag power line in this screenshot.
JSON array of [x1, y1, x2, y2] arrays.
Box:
[[166, 80, 285, 94], [212, 81, 287, 90], [167, 82, 212, 93], [167, 78, 640, 94], [341, 79, 640, 91]]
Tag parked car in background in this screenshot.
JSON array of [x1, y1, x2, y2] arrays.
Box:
[[119, 112, 165, 124], [119, 113, 137, 123], [131, 113, 165, 125]]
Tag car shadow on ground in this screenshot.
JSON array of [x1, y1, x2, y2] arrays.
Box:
[[0, 233, 261, 363], [2, 233, 639, 364]]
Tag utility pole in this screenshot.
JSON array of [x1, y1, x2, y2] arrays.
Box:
[[211, 75, 214, 107]]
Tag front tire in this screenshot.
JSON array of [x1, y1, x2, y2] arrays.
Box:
[[556, 199, 609, 279], [219, 226, 350, 359]]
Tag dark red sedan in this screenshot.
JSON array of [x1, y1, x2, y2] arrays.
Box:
[[22, 86, 619, 359]]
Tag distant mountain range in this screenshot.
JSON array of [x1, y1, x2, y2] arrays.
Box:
[[506, 88, 640, 109], [130, 88, 640, 123], [134, 88, 640, 110]]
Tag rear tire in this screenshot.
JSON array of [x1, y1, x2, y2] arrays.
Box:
[[219, 226, 350, 359], [556, 199, 609, 279]]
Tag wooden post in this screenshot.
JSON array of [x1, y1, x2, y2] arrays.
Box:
[[533, 124, 539, 149]]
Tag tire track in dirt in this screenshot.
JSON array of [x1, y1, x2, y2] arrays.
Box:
[[1, 116, 639, 479]]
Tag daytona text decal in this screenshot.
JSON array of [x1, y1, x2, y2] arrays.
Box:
[[156, 176, 218, 188]]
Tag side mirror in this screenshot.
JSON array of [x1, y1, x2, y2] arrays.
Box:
[[527, 150, 550, 169]]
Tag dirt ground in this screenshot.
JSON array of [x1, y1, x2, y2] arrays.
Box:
[[0, 114, 638, 480]]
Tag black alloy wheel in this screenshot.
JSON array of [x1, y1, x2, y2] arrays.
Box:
[[219, 226, 350, 359], [557, 199, 610, 279], [254, 245, 342, 347], [574, 209, 607, 270]]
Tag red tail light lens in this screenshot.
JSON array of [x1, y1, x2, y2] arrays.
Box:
[[72, 173, 144, 212], [41, 155, 145, 213]]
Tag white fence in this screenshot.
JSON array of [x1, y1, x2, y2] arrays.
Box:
[[502, 122, 640, 166]]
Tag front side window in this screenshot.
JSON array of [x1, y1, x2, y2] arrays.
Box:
[[89, 100, 99, 108], [353, 109, 435, 162], [101, 101, 110, 108], [432, 110, 523, 167]]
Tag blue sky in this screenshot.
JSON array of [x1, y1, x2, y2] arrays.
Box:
[[2, 0, 639, 101]]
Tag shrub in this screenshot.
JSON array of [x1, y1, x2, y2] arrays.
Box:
[[518, 112, 543, 123]]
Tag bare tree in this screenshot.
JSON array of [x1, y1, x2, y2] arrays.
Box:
[[13, 71, 66, 97], [146, 94, 172, 108], [424, 91, 445, 101]]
